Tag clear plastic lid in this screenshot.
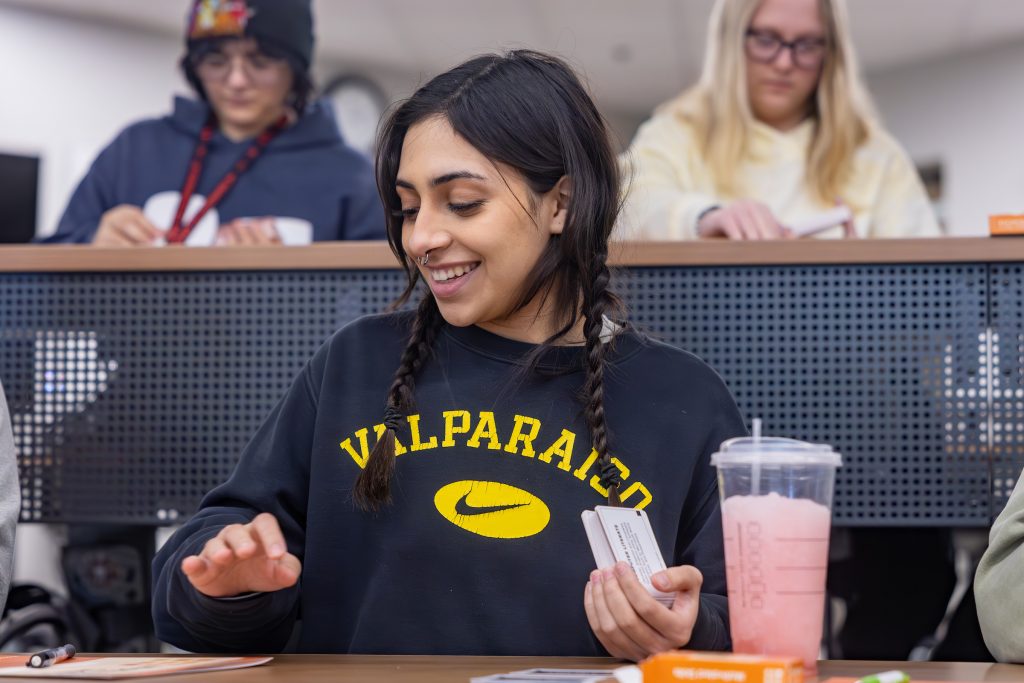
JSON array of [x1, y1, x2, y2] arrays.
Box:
[[710, 435, 843, 467]]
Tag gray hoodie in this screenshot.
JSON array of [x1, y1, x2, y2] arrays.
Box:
[[976, 475, 1024, 661], [0, 381, 18, 614]]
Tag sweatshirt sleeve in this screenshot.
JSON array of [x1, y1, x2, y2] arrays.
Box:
[[864, 135, 942, 238], [338, 160, 386, 241], [975, 476, 1024, 662], [616, 111, 721, 241], [152, 346, 326, 653], [674, 370, 747, 651], [0, 381, 20, 615], [41, 134, 127, 244]]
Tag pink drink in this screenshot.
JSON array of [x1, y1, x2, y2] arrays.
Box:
[[722, 493, 832, 670]]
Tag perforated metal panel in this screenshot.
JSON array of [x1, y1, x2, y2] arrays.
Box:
[[0, 263, 1016, 526], [990, 265, 1024, 511], [618, 264, 992, 526], [1, 271, 407, 523]]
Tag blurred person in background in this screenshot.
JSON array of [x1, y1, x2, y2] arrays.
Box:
[[44, 0, 384, 246], [0, 380, 18, 615], [975, 476, 1024, 662], [619, 0, 940, 241]]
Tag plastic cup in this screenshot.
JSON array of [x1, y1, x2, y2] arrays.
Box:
[[711, 435, 842, 672]]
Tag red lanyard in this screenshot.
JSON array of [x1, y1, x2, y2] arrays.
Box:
[[165, 114, 289, 244]]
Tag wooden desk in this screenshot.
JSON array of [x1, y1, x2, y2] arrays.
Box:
[[2, 237, 1024, 272], [2, 656, 1018, 682]]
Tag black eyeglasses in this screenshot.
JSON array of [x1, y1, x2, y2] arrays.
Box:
[[745, 29, 828, 70]]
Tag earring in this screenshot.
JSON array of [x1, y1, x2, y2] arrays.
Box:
[[417, 254, 429, 266]]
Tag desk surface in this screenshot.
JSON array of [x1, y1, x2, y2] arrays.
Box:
[[2, 237, 1022, 271], [3, 656, 1018, 682]]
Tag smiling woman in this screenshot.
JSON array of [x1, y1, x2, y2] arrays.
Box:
[[620, 0, 941, 241], [152, 50, 747, 661], [393, 117, 570, 338]]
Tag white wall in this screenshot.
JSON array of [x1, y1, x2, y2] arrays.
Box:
[[0, 5, 189, 239], [867, 40, 1024, 235]]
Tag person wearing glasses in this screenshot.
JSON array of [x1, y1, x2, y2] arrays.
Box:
[[44, 0, 384, 246], [619, 0, 940, 240]]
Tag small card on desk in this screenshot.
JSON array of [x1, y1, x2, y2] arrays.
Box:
[[581, 505, 675, 607], [0, 655, 272, 679], [471, 668, 615, 683]]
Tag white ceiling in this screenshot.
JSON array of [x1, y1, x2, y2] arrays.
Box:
[[5, 0, 1024, 114]]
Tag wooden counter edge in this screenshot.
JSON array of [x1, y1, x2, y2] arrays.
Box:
[[0, 237, 1018, 272]]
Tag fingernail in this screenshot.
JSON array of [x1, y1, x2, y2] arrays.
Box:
[[652, 571, 668, 590], [614, 561, 630, 577], [270, 543, 284, 556], [602, 569, 615, 582], [592, 570, 603, 585]]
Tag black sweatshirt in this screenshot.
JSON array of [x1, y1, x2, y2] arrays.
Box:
[[152, 312, 746, 655]]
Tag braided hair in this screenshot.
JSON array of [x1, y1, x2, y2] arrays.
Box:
[[355, 50, 624, 510], [353, 295, 443, 510]]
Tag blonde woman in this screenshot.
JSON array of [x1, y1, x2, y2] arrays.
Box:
[[620, 0, 940, 240]]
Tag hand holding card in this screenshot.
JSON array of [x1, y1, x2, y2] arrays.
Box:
[[582, 507, 675, 606], [582, 507, 704, 661]]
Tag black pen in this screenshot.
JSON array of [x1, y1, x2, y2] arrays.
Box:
[[26, 643, 76, 668]]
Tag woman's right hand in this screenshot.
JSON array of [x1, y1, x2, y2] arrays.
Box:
[[697, 200, 790, 240], [92, 205, 163, 246], [181, 512, 302, 598]]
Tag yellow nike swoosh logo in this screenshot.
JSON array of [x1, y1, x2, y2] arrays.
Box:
[[434, 480, 550, 539], [454, 493, 529, 516]]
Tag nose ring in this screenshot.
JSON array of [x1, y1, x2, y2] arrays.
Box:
[[417, 254, 429, 266]]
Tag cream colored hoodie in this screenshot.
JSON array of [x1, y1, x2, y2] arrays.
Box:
[[976, 475, 1024, 662], [618, 96, 941, 240]]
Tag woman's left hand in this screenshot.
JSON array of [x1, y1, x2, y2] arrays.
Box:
[[583, 561, 703, 661]]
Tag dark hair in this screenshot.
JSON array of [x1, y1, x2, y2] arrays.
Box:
[[356, 49, 623, 511], [180, 37, 313, 114]]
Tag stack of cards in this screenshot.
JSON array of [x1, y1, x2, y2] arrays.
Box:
[[581, 506, 676, 608], [470, 668, 614, 683]]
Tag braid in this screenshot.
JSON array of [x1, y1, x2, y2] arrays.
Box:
[[353, 296, 443, 511], [582, 247, 621, 506]]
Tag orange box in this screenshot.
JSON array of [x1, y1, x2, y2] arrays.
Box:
[[989, 214, 1024, 236], [639, 651, 804, 683]]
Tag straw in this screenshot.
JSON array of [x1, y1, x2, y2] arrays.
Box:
[[751, 418, 762, 496]]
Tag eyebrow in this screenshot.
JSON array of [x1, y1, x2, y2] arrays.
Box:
[[395, 171, 488, 190]]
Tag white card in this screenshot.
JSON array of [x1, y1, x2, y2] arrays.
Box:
[[268, 216, 314, 245], [582, 506, 675, 606], [786, 205, 853, 237]]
